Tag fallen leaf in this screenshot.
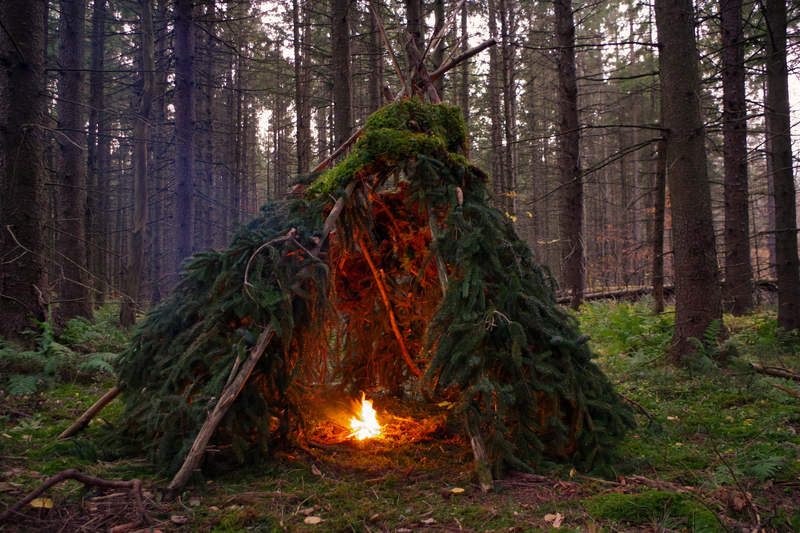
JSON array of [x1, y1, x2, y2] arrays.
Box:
[[369, 513, 382, 522], [190, 497, 201, 506], [449, 487, 465, 493], [437, 401, 451, 407], [421, 517, 437, 524], [170, 515, 189, 524], [0, 482, 22, 492], [553, 513, 564, 528], [1, 434, 11, 439], [299, 507, 315, 516], [311, 464, 322, 477], [304, 516, 323, 524], [569, 468, 577, 479], [29, 498, 53, 509], [398, 529, 413, 533], [544, 513, 556, 522], [209, 506, 220, 511]]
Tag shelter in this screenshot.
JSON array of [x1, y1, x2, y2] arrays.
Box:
[[117, 98, 634, 493]]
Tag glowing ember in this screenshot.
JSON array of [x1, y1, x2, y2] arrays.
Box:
[[349, 393, 382, 440]]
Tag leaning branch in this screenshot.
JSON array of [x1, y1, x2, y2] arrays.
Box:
[[751, 363, 800, 382], [59, 383, 126, 439]]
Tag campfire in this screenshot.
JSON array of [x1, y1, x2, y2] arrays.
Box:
[[349, 393, 382, 440]]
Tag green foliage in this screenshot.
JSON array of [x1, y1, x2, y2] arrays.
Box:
[[7, 375, 40, 397], [0, 306, 125, 396], [585, 491, 721, 532]]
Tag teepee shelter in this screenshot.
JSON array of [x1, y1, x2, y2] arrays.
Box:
[[114, 95, 634, 496]]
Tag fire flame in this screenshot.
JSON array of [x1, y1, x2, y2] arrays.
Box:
[[349, 393, 382, 440]]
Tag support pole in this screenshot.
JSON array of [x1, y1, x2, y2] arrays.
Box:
[[59, 383, 126, 439]]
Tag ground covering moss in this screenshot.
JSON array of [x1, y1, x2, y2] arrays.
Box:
[[585, 490, 722, 531]]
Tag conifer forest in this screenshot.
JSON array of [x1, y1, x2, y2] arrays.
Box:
[[1, 0, 800, 532]]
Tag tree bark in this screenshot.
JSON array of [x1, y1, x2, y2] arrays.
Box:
[[0, 0, 48, 345], [655, 0, 723, 359], [652, 138, 667, 314], [87, 0, 107, 308], [174, 0, 196, 278], [556, 0, 584, 311], [764, 0, 800, 332], [487, 0, 505, 209], [500, 0, 518, 219], [293, 0, 313, 174], [331, 0, 352, 148], [721, 0, 753, 315], [121, 0, 155, 326], [57, 0, 92, 320]]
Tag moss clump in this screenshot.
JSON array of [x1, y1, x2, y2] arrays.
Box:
[[585, 491, 722, 532], [306, 98, 469, 198]]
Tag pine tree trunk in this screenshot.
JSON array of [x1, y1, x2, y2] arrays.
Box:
[[721, 0, 753, 315], [764, 0, 800, 331], [174, 0, 196, 278], [655, 0, 723, 359], [556, 0, 584, 311], [459, 3, 470, 128], [294, 0, 313, 175], [0, 0, 48, 344], [652, 138, 667, 314], [87, 0, 107, 308], [332, 0, 352, 148], [500, 0, 517, 219], [121, 0, 155, 326], [57, 0, 92, 320], [487, 0, 505, 209]]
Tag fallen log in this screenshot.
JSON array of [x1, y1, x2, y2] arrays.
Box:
[[751, 363, 800, 382]]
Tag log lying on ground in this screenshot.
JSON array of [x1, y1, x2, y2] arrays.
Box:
[[751, 363, 800, 382]]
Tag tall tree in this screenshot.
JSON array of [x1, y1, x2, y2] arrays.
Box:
[[293, 0, 312, 174], [764, 0, 800, 331], [120, 0, 155, 326], [721, 0, 753, 315], [57, 0, 92, 319], [87, 0, 108, 307], [556, 0, 584, 310], [331, 0, 352, 148], [174, 0, 196, 275], [655, 0, 723, 358], [0, 0, 49, 344]]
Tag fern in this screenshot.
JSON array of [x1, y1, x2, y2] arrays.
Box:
[[7, 375, 39, 396], [744, 456, 783, 482]]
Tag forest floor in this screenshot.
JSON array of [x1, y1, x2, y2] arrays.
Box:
[[1, 300, 800, 532]]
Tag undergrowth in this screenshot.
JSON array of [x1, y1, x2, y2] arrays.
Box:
[[2, 300, 799, 532]]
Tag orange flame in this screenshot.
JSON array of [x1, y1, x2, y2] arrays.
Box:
[[349, 393, 382, 440]]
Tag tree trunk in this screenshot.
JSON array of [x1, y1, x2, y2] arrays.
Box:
[[459, 3, 470, 127], [655, 0, 723, 359], [500, 0, 518, 219], [0, 0, 48, 344], [174, 0, 196, 278], [432, 0, 445, 96], [652, 138, 667, 314], [120, 0, 155, 326], [293, 0, 313, 174], [764, 0, 800, 331], [87, 0, 107, 308], [556, 0, 584, 311], [487, 0, 505, 209], [57, 0, 92, 320], [331, 0, 352, 148], [721, 0, 753, 315]]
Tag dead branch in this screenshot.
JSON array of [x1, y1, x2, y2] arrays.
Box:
[[166, 324, 275, 499], [768, 381, 800, 399], [0, 469, 151, 526], [751, 363, 800, 382], [430, 39, 497, 82], [59, 383, 126, 439], [357, 233, 422, 377]]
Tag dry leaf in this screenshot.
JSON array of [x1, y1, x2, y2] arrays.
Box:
[[369, 513, 382, 522], [299, 507, 315, 516], [421, 517, 437, 524], [437, 401, 451, 407], [304, 516, 323, 524], [553, 513, 564, 528], [209, 506, 220, 511], [29, 498, 53, 509], [170, 515, 189, 524], [1, 434, 12, 439], [0, 482, 22, 492], [449, 487, 465, 493], [311, 464, 322, 477], [731, 492, 749, 512]]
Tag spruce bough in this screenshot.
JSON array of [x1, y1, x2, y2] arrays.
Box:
[[118, 98, 634, 477]]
